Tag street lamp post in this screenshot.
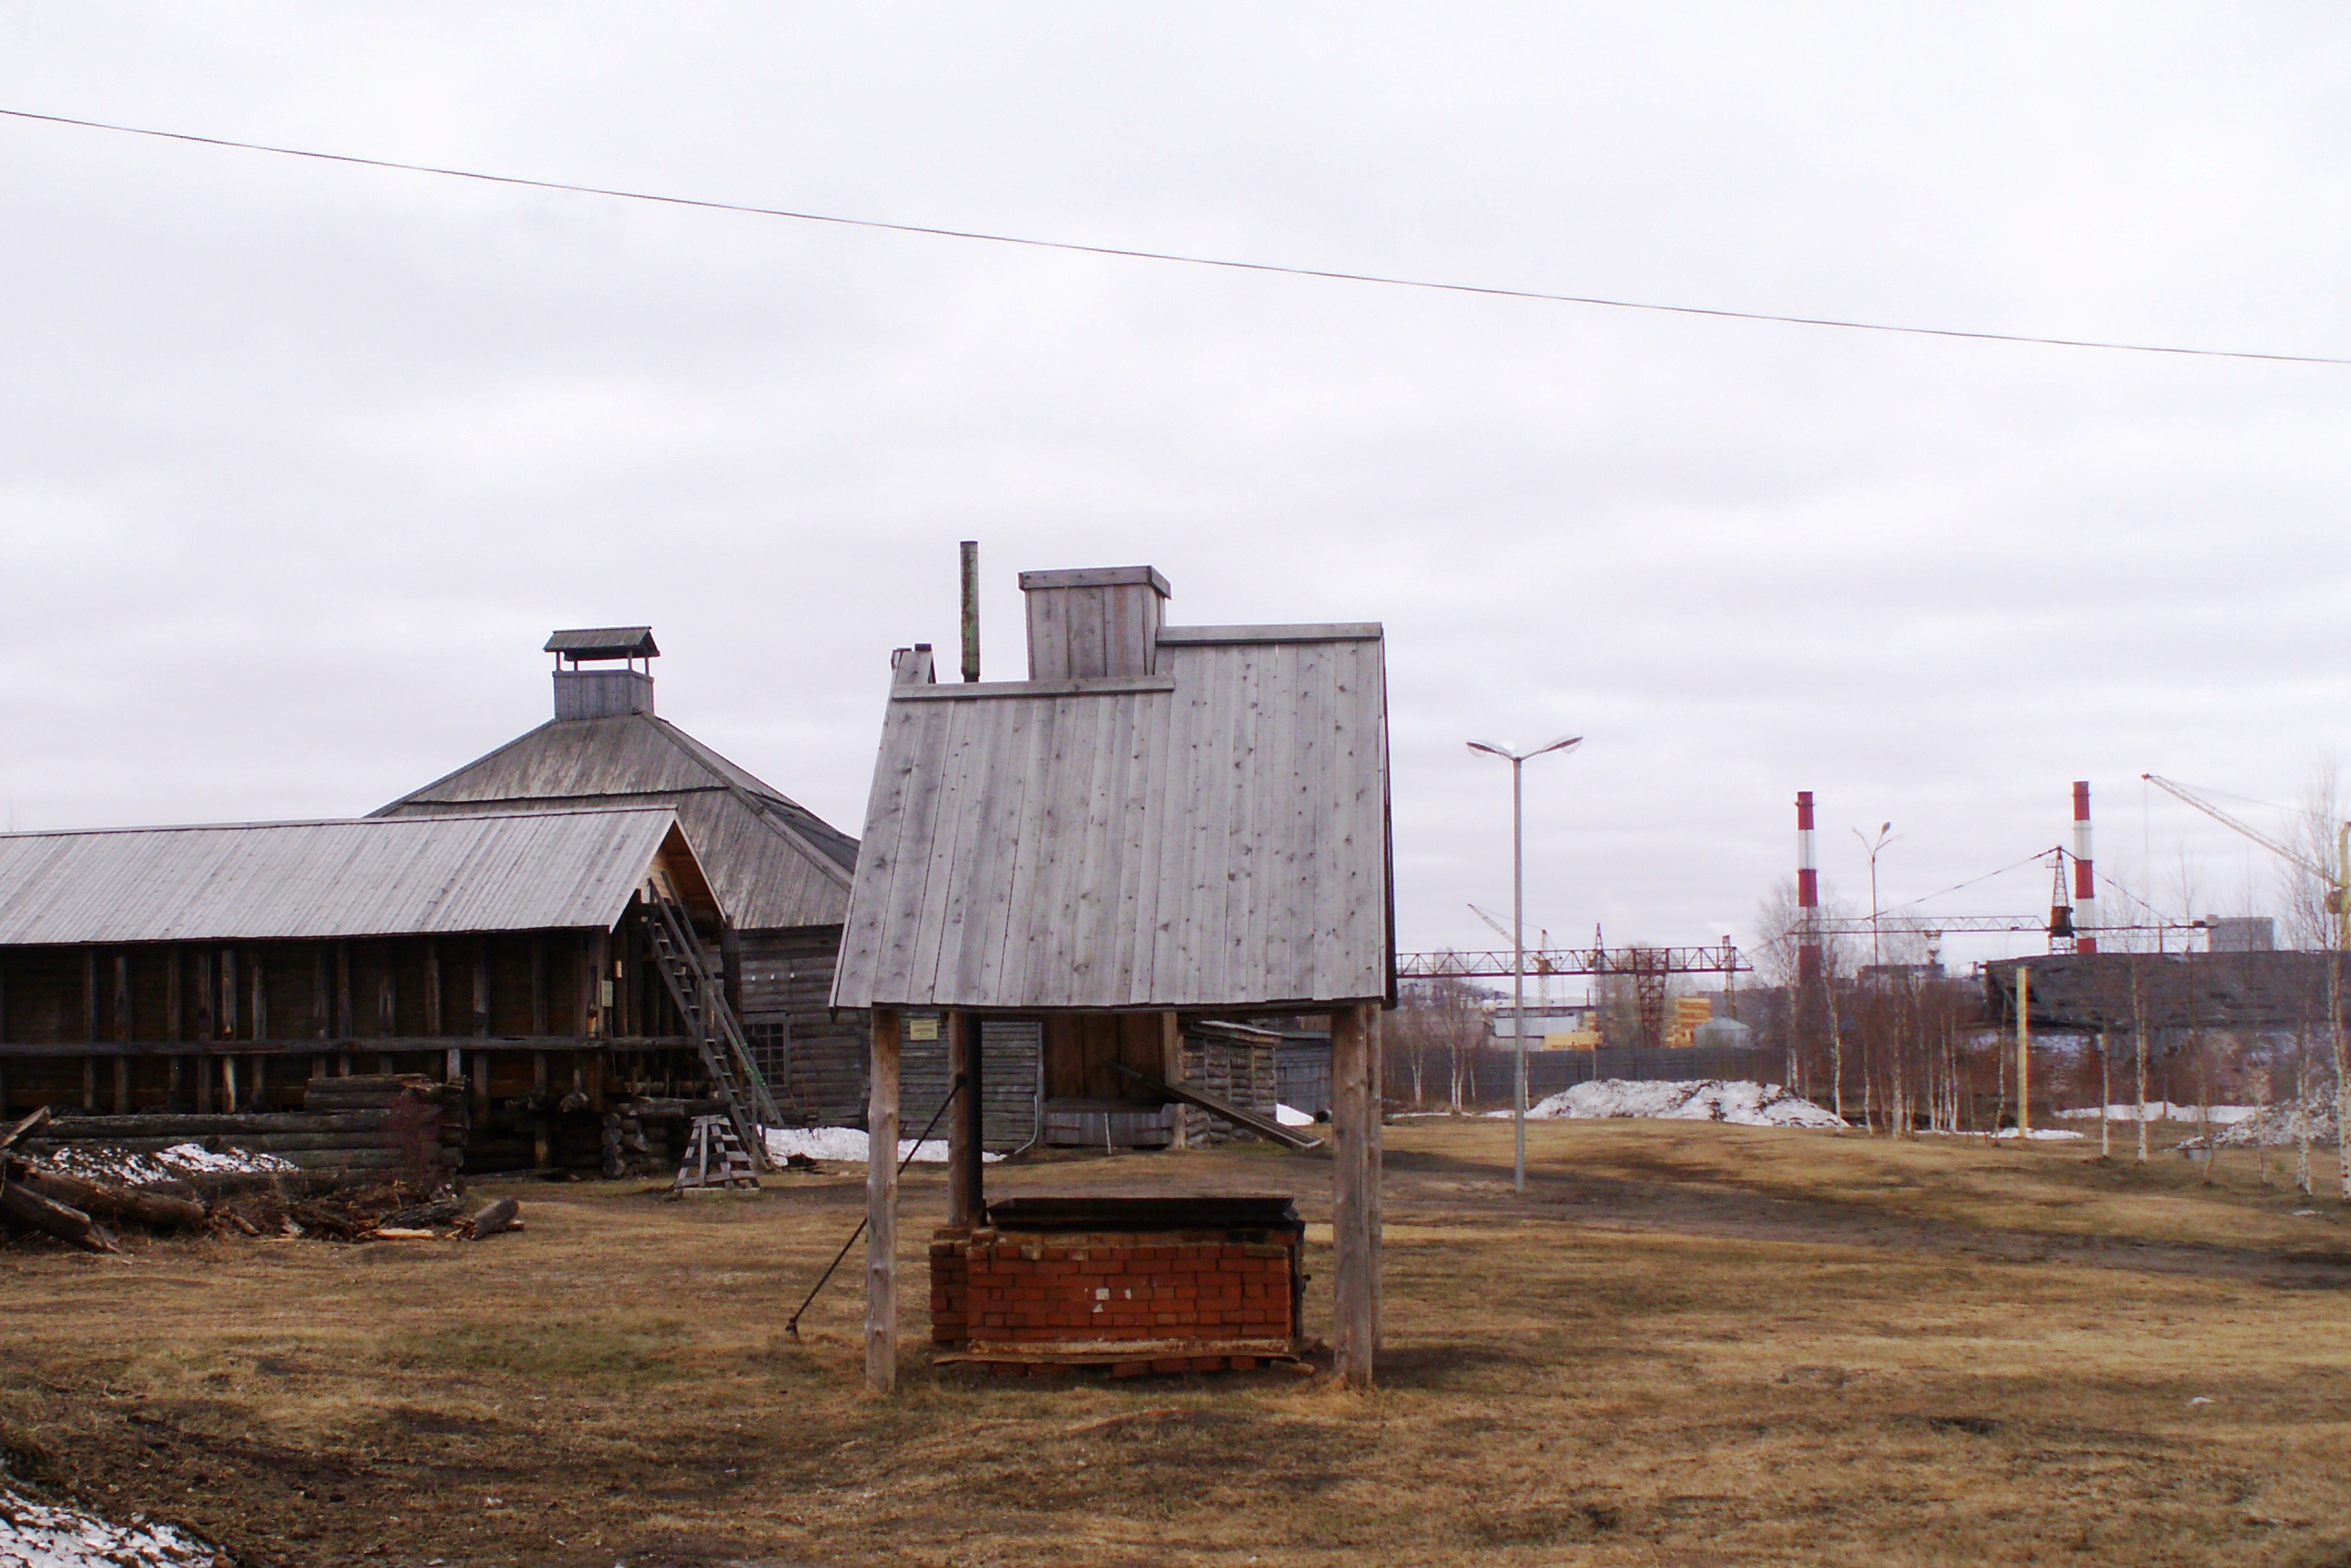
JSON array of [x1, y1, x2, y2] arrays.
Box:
[[1468, 734, 1583, 1194]]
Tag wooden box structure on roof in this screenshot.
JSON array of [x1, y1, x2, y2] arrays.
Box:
[[832, 564, 1394, 1389], [0, 808, 777, 1176]]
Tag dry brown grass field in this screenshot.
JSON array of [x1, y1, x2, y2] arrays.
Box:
[[6, 1117, 2349, 1567]]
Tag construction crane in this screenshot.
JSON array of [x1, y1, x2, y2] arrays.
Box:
[[2142, 773, 2349, 947]]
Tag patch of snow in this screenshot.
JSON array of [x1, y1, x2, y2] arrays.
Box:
[[1991, 1127, 2086, 1141], [763, 1127, 1001, 1165], [1274, 1104, 1314, 1127], [37, 1142, 295, 1187], [0, 1486, 217, 1567], [2056, 1102, 2259, 1124], [1510, 1080, 1846, 1129]]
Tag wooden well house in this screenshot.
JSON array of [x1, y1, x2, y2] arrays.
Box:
[[0, 808, 769, 1176], [831, 566, 1394, 1389]]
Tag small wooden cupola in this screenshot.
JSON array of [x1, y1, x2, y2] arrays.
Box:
[[547, 626, 659, 719]]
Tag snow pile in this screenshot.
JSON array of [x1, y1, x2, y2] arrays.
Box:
[[1275, 1104, 1315, 1127], [1992, 1127, 2086, 1141], [36, 1142, 295, 1187], [0, 1486, 217, 1567], [1515, 1079, 1846, 1129], [2207, 1094, 2342, 1150], [2056, 1102, 2259, 1124], [763, 1127, 1002, 1165]]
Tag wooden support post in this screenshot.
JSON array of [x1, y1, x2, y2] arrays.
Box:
[[946, 1012, 978, 1227], [2016, 967, 2032, 1136], [249, 955, 267, 1045], [1331, 1002, 1377, 1390], [866, 1007, 901, 1393], [196, 946, 216, 1044], [445, 1045, 463, 1084], [112, 955, 132, 1114], [472, 940, 489, 1037], [533, 1051, 551, 1169], [471, 1051, 490, 1121], [220, 950, 238, 1040], [166, 948, 183, 1043], [221, 1053, 238, 1115], [1162, 1011, 1187, 1150], [1370, 1004, 1386, 1352], [252, 1052, 267, 1111], [376, 946, 395, 1037], [82, 1057, 97, 1112], [82, 952, 97, 1044], [531, 939, 548, 1037], [336, 943, 353, 1039], [166, 1055, 183, 1111], [312, 946, 328, 1041], [424, 940, 442, 1036]]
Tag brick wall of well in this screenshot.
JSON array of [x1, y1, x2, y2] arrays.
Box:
[[930, 1226, 1301, 1348]]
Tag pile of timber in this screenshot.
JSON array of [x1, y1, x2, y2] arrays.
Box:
[[0, 1109, 206, 1253], [19, 1074, 465, 1188]]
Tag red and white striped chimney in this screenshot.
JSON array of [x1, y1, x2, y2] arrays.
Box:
[[2071, 780, 2099, 954], [1796, 790, 1822, 983]]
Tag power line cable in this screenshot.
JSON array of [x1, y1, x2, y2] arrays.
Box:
[[4, 104, 2348, 368]]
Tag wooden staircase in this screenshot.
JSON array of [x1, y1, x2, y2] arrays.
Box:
[[640, 883, 787, 1170]]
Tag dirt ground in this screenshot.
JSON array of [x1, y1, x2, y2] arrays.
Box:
[[5, 1118, 2349, 1568]]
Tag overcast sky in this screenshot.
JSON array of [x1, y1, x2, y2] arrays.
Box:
[[4, 6, 2347, 984]]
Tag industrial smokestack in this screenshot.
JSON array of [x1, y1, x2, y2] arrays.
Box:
[[2071, 780, 2099, 954], [1796, 790, 1821, 984], [959, 540, 981, 683]]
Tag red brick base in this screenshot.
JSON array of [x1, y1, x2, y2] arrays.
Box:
[[931, 1223, 1303, 1356]]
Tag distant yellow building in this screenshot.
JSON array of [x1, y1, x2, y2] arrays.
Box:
[[1541, 1029, 1602, 1051], [1665, 996, 1715, 1050]]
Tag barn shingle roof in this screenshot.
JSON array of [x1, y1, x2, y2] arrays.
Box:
[[0, 809, 697, 945], [373, 714, 856, 932]]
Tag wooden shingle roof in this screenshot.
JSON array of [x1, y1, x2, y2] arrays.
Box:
[[831, 623, 1393, 1013], [374, 715, 855, 932]]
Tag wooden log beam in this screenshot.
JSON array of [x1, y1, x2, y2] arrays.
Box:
[[946, 1011, 977, 1227], [1331, 1002, 1376, 1390], [10, 1165, 206, 1230], [0, 1177, 118, 1253], [866, 1006, 900, 1393]]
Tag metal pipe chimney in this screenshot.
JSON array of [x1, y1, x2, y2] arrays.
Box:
[[1796, 790, 1821, 984], [2071, 781, 2099, 954]]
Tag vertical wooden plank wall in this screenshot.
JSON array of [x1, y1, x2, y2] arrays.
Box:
[[866, 1008, 901, 1393]]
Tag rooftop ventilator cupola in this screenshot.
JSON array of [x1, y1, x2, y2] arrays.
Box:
[[547, 626, 659, 719]]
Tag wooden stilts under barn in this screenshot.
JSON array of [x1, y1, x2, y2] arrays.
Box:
[[833, 564, 1395, 1390], [0, 810, 785, 1183]]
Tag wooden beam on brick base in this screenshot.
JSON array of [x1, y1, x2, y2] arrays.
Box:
[[1331, 1001, 1379, 1390], [866, 1007, 901, 1393], [946, 1011, 981, 1228]]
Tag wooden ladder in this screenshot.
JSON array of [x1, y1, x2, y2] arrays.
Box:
[[672, 1114, 761, 1190], [640, 885, 787, 1170]]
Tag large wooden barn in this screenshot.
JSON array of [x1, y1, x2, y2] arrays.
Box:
[[832, 566, 1395, 1389], [373, 628, 875, 1127], [0, 808, 758, 1173]]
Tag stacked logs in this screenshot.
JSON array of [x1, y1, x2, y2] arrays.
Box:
[[22, 1074, 464, 1187], [0, 1109, 206, 1253]]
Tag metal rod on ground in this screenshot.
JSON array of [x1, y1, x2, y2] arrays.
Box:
[[785, 1078, 964, 1340]]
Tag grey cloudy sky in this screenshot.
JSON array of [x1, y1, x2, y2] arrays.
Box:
[[3, 5, 2347, 980]]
